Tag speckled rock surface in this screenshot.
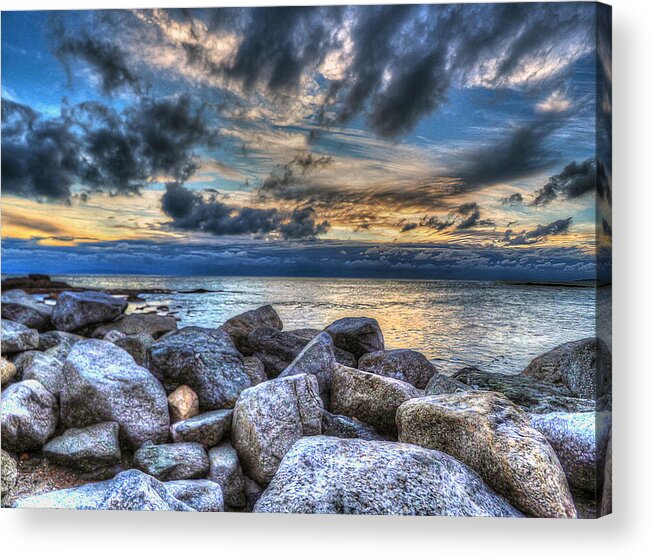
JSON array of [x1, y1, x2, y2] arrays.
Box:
[[208, 442, 246, 509], [358, 349, 437, 389], [425, 373, 473, 395], [321, 410, 385, 441], [1, 356, 17, 385], [14, 351, 64, 396], [133, 441, 209, 481], [170, 409, 233, 448], [222, 305, 283, 355], [165, 479, 224, 512], [113, 332, 154, 367], [325, 317, 384, 359], [1, 449, 18, 498], [92, 313, 177, 339], [1, 290, 53, 332], [242, 356, 267, 386], [52, 291, 127, 332], [43, 422, 121, 472], [1, 319, 39, 355]]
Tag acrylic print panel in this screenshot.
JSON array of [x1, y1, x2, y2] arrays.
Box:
[[0, 3, 612, 518]]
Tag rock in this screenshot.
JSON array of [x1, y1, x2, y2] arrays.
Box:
[[232, 374, 323, 484], [521, 338, 612, 399], [168, 385, 200, 423], [92, 313, 177, 339], [254, 437, 522, 516], [208, 443, 246, 509], [1, 356, 17, 385], [149, 327, 250, 410], [60, 339, 169, 448], [278, 332, 336, 400], [113, 332, 154, 367], [425, 373, 473, 395], [1, 290, 53, 331], [38, 331, 84, 352], [1, 448, 18, 498], [133, 441, 210, 481], [330, 364, 420, 436], [325, 317, 384, 359], [243, 356, 267, 386], [13, 351, 64, 396], [287, 328, 322, 340], [321, 410, 384, 441], [397, 392, 577, 518], [600, 435, 612, 516], [222, 305, 283, 355], [1, 380, 59, 452], [358, 349, 437, 389], [170, 409, 233, 448], [454, 368, 594, 413], [102, 330, 126, 343], [52, 291, 128, 332], [42, 422, 121, 472], [13, 469, 194, 511], [529, 412, 611, 493], [165, 479, 224, 512], [1, 319, 39, 354], [244, 476, 264, 511]]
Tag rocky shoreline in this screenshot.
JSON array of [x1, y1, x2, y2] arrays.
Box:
[[1, 284, 612, 517]]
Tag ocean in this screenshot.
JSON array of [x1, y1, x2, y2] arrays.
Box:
[[50, 275, 597, 376]]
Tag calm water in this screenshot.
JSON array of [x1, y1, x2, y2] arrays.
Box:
[[50, 275, 596, 376]]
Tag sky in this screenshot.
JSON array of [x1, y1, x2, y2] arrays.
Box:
[[1, 4, 612, 280]]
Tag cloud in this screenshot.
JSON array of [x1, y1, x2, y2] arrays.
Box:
[[537, 90, 571, 113], [501, 193, 524, 205], [399, 202, 486, 234], [456, 202, 481, 230], [531, 158, 597, 206], [504, 218, 572, 245]]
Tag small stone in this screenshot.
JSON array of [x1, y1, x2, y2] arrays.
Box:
[[208, 443, 246, 509], [325, 317, 384, 359], [170, 409, 233, 448], [1, 319, 39, 355], [358, 349, 437, 389], [133, 441, 210, 481], [168, 385, 200, 423], [1, 356, 17, 385], [222, 305, 283, 355], [43, 422, 121, 472], [52, 291, 128, 332]]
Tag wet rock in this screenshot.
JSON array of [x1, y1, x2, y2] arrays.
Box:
[[222, 304, 283, 355], [113, 332, 154, 368], [43, 422, 121, 472], [232, 373, 323, 484], [521, 338, 612, 400], [168, 385, 200, 423], [13, 469, 194, 511], [1, 356, 17, 385], [358, 349, 437, 389], [170, 409, 233, 448], [134, 441, 210, 481], [1, 448, 18, 498], [52, 291, 128, 332], [1, 380, 59, 452], [60, 339, 169, 449], [254, 436, 522, 516], [243, 356, 267, 386], [208, 442, 246, 509], [321, 410, 384, 441], [397, 392, 577, 518], [13, 351, 64, 396], [92, 313, 177, 339], [1, 290, 53, 332], [1, 319, 39, 355], [149, 327, 250, 410], [330, 364, 420, 436], [165, 479, 224, 512], [325, 317, 384, 359], [425, 373, 473, 395]]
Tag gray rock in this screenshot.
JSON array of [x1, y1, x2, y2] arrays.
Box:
[[13, 469, 194, 511], [114, 332, 154, 367], [92, 313, 178, 339], [170, 409, 233, 448], [1, 448, 18, 498], [1, 319, 39, 354], [60, 339, 169, 448], [1, 380, 58, 452], [286, 328, 322, 340], [1, 290, 53, 331], [208, 443, 246, 509], [521, 338, 612, 400], [600, 435, 612, 516], [321, 410, 384, 441], [254, 436, 523, 516], [325, 317, 384, 359], [222, 305, 283, 355], [454, 368, 594, 413], [165, 479, 224, 512], [425, 373, 473, 395], [38, 331, 84, 352], [43, 422, 121, 472], [330, 363, 421, 436], [243, 356, 267, 386], [232, 373, 323, 484], [134, 441, 210, 481], [149, 327, 250, 410], [102, 330, 126, 343], [358, 349, 437, 389], [244, 476, 264, 511], [52, 291, 128, 332], [13, 351, 64, 396], [397, 392, 577, 518]]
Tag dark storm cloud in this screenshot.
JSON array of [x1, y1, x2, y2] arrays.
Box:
[[279, 207, 330, 239], [257, 153, 333, 200], [400, 223, 418, 233], [456, 202, 481, 230], [504, 217, 572, 246], [531, 158, 597, 207], [399, 203, 486, 234], [501, 193, 523, 205]]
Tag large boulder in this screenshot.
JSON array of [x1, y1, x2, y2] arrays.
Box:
[[13, 469, 194, 511], [325, 317, 384, 359], [42, 422, 121, 472], [321, 410, 384, 441], [170, 409, 233, 448], [1, 448, 18, 498], [92, 313, 177, 339], [60, 340, 169, 448], [165, 479, 224, 512], [52, 291, 128, 332], [1, 290, 53, 331], [254, 437, 522, 516], [358, 349, 437, 389], [13, 351, 64, 397], [1, 380, 58, 452], [133, 441, 210, 481], [222, 305, 283, 355], [148, 327, 250, 410], [232, 374, 323, 484], [521, 338, 612, 400], [397, 392, 577, 518], [330, 364, 421, 436], [208, 443, 246, 509], [1, 319, 39, 355], [1, 356, 17, 385], [454, 368, 594, 413], [113, 332, 154, 368], [425, 373, 472, 395]]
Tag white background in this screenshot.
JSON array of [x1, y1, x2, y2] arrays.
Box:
[[0, 0, 649, 556]]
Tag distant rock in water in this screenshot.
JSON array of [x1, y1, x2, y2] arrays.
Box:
[[1, 275, 72, 293]]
